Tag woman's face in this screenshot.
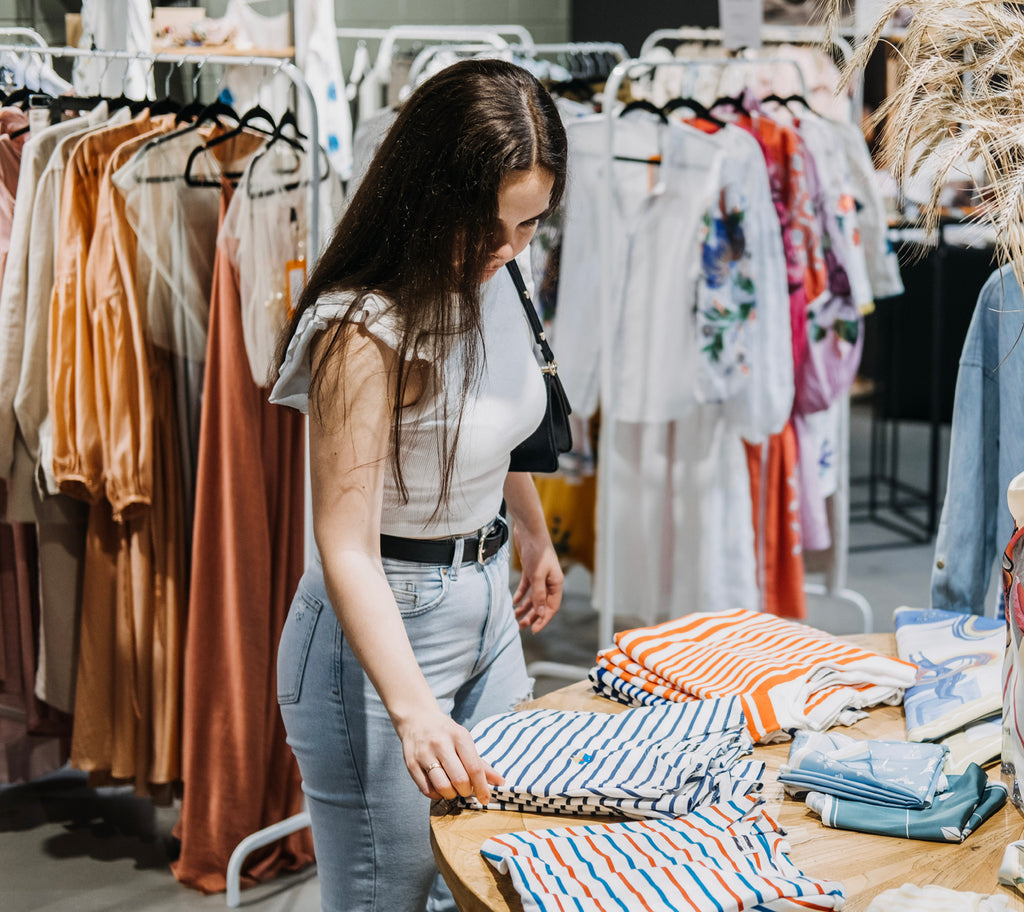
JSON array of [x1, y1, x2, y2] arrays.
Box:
[[481, 167, 555, 282]]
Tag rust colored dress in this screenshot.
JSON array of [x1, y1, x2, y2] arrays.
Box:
[[172, 185, 312, 892]]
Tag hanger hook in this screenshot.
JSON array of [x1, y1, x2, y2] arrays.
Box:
[[145, 56, 157, 100], [100, 51, 114, 89], [211, 60, 229, 100], [26, 50, 41, 88], [191, 58, 205, 101], [163, 57, 175, 98]]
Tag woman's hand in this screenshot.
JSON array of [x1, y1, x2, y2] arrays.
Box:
[[504, 472, 563, 634], [512, 524, 563, 633], [398, 709, 503, 804]]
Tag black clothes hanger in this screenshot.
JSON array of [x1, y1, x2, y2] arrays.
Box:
[[3, 85, 46, 109], [273, 108, 306, 143], [246, 141, 332, 200], [711, 93, 748, 115], [47, 93, 111, 125], [614, 100, 667, 167], [133, 98, 240, 183], [662, 96, 727, 128], [762, 92, 814, 113], [547, 77, 596, 103], [183, 102, 277, 187], [143, 94, 182, 118], [619, 98, 668, 124]]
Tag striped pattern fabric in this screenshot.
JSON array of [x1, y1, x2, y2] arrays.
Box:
[[482, 795, 846, 912], [462, 698, 764, 819], [590, 609, 918, 743]]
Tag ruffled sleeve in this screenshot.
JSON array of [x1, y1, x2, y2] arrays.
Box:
[[269, 291, 421, 413]]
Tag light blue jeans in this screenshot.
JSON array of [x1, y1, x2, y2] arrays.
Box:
[[277, 539, 532, 912]]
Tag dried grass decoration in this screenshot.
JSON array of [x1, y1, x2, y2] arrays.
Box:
[[822, 0, 1024, 290]]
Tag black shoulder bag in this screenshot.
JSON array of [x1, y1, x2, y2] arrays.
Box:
[[505, 260, 573, 473]]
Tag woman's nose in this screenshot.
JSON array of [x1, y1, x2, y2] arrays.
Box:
[[491, 236, 515, 262]]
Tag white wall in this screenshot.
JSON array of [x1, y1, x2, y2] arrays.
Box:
[[0, 1, 569, 47]]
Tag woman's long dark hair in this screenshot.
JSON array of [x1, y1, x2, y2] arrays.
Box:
[[276, 58, 568, 515]]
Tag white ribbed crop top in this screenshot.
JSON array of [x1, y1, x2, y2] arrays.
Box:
[[269, 254, 546, 538]]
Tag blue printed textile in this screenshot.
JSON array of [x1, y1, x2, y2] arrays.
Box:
[[778, 729, 948, 808], [894, 607, 1004, 742], [807, 763, 1007, 843]]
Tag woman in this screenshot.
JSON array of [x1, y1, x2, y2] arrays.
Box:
[[269, 59, 568, 912]]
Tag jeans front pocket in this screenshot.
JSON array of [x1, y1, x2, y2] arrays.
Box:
[[277, 590, 324, 705], [383, 560, 450, 619]]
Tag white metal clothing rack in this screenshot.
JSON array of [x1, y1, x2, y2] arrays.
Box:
[[337, 24, 535, 121], [635, 28, 872, 636], [402, 40, 629, 101], [0, 40, 320, 907], [533, 46, 873, 683], [640, 25, 863, 126], [0, 26, 47, 48], [595, 52, 872, 653]]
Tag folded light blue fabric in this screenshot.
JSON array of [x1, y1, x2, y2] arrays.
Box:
[[779, 729, 948, 808], [807, 763, 1007, 843]]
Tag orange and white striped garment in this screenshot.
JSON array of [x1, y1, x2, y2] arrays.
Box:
[[482, 794, 845, 912], [592, 609, 917, 743]]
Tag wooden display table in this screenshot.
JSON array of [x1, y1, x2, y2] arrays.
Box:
[[430, 634, 1024, 911]]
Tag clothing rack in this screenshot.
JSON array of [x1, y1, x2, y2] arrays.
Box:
[[404, 42, 509, 95], [338, 24, 535, 121], [0, 40, 321, 907], [402, 40, 628, 100], [531, 46, 873, 684], [597, 52, 872, 650], [0, 43, 321, 258], [0, 27, 47, 48], [640, 25, 863, 124]]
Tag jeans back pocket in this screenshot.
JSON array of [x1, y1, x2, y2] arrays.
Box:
[[277, 591, 323, 705]]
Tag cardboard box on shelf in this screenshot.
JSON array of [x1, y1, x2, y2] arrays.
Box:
[[65, 13, 81, 48]]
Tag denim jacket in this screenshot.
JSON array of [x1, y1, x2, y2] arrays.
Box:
[[932, 266, 1024, 614]]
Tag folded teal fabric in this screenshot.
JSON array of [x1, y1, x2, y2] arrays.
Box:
[[806, 763, 1007, 843], [779, 730, 948, 808]]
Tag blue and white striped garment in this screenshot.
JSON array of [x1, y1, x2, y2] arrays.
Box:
[[589, 664, 673, 709], [463, 698, 763, 819], [482, 795, 846, 912]]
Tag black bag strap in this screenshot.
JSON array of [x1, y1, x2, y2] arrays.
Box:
[[505, 260, 557, 372]]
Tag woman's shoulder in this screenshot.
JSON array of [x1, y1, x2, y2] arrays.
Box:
[[269, 290, 417, 413]]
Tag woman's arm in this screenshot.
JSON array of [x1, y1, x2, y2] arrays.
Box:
[[503, 472, 563, 633], [309, 325, 501, 805]]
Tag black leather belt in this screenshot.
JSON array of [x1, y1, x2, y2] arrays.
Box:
[[380, 514, 509, 565]]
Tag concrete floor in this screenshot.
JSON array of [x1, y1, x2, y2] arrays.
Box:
[[0, 403, 963, 911]]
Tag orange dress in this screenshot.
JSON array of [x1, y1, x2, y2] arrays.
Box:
[[62, 116, 190, 793], [745, 423, 806, 619]]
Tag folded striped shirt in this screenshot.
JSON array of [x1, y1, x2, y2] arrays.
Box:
[[462, 697, 762, 819], [591, 609, 917, 743], [482, 794, 846, 912]]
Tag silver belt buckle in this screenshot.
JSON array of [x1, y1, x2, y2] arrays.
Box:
[[476, 516, 503, 564], [477, 522, 492, 564]]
